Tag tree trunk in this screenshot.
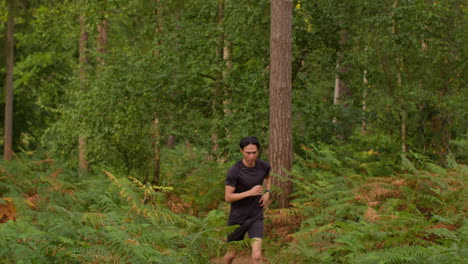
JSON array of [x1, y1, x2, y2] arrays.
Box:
[[167, 135, 176, 148], [210, 0, 226, 155], [334, 30, 351, 105], [3, 0, 14, 161], [222, 38, 232, 143], [391, 0, 408, 157], [152, 1, 163, 183], [97, 18, 108, 66], [333, 30, 353, 139], [269, 0, 293, 209], [78, 16, 89, 171], [152, 118, 161, 185], [154, 0, 163, 55], [362, 70, 368, 135], [401, 109, 408, 153]]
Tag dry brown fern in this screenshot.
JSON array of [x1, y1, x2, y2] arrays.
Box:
[[0, 197, 16, 223], [354, 176, 404, 206], [265, 207, 305, 242]]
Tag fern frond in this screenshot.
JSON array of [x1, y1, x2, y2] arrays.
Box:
[[350, 246, 434, 264], [266, 207, 304, 226], [225, 238, 253, 252]]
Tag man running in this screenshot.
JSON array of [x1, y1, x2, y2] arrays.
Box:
[[222, 136, 271, 264]]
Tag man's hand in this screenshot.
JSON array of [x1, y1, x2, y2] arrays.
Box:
[[259, 192, 270, 207], [249, 185, 263, 196]]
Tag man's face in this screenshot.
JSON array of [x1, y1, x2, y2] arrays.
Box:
[[241, 144, 259, 167]]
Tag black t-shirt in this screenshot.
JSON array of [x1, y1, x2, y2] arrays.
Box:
[[225, 159, 270, 225]]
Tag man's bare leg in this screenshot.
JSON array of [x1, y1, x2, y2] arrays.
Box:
[[251, 238, 263, 264], [222, 249, 236, 264]]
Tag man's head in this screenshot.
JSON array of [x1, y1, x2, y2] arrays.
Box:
[[239, 136, 260, 167], [239, 136, 261, 150]]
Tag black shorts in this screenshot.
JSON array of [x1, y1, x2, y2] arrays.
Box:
[[227, 219, 264, 242]]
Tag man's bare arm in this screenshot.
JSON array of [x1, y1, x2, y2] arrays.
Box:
[[264, 174, 271, 192], [225, 185, 263, 203]]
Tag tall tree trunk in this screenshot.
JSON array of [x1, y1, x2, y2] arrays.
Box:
[[222, 39, 232, 144], [391, 0, 407, 156], [152, 118, 161, 185], [221, 1, 232, 158], [334, 30, 351, 105], [210, 0, 225, 155], [151, 0, 163, 183], [3, 0, 14, 161], [361, 70, 368, 135], [154, 0, 162, 55], [78, 16, 89, 171], [401, 109, 408, 153], [269, 0, 293, 209], [154, 0, 177, 150], [397, 64, 407, 155], [97, 18, 108, 66], [333, 30, 352, 139]]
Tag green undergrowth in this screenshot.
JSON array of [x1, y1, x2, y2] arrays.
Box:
[[0, 139, 466, 264], [0, 153, 230, 263], [267, 142, 467, 264], [159, 145, 230, 217]]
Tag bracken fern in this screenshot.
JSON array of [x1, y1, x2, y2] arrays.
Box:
[[271, 144, 466, 264], [0, 154, 229, 263]]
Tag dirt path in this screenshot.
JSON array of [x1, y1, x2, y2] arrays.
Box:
[[210, 255, 251, 264], [210, 251, 270, 264]]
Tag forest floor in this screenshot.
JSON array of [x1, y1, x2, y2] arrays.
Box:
[[210, 256, 271, 264], [210, 249, 271, 263]]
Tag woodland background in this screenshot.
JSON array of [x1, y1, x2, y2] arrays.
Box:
[[0, 0, 466, 263]]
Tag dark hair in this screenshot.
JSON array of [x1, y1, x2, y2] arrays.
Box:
[[239, 136, 261, 150]]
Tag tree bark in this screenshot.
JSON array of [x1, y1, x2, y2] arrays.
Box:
[[152, 118, 161, 185], [391, 0, 408, 156], [154, 0, 163, 55], [166, 135, 176, 148], [361, 70, 368, 135], [223, 39, 232, 132], [78, 16, 89, 171], [3, 0, 14, 161], [210, 0, 226, 155], [401, 109, 408, 153], [333, 30, 353, 139], [333, 30, 351, 105], [222, 1, 233, 154], [97, 18, 108, 66], [269, 0, 293, 209]]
